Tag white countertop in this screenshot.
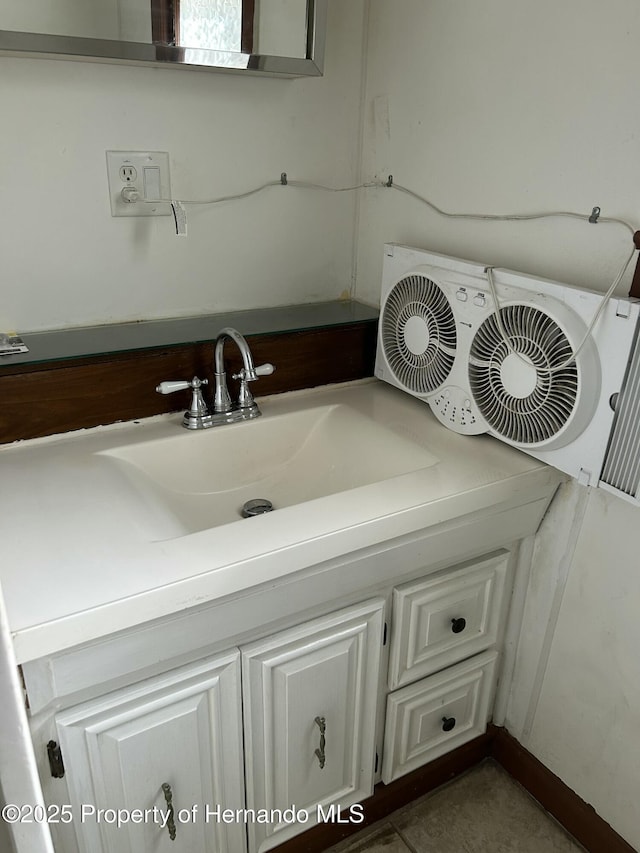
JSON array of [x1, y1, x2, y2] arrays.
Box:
[[0, 379, 561, 663]]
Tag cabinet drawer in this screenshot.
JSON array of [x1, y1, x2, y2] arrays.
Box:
[[381, 649, 498, 784], [388, 551, 508, 689]]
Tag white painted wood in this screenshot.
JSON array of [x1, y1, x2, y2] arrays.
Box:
[[55, 650, 245, 853], [23, 540, 519, 852], [504, 482, 589, 740], [242, 599, 384, 853], [24, 543, 516, 852], [492, 536, 532, 726], [0, 583, 54, 853], [388, 552, 508, 689], [381, 650, 498, 784], [23, 530, 521, 712]]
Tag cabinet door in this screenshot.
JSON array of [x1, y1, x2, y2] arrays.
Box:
[[242, 599, 385, 853], [56, 650, 245, 853]]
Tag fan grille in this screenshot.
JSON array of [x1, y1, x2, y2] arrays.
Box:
[[469, 305, 579, 445], [381, 274, 456, 395]]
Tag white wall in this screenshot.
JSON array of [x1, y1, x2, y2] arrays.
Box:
[[0, 0, 366, 332], [509, 484, 640, 849], [358, 1, 640, 849], [0, 0, 120, 40], [356, 0, 640, 305]]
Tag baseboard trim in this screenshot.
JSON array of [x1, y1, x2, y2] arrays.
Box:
[[272, 730, 493, 853], [490, 726, 636, 853], [270, 725, 637, 853]]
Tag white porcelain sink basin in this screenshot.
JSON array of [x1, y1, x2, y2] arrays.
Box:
[[99, 403, 439, 536]]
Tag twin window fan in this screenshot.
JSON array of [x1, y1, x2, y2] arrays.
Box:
[[374, 244, 640, 504]]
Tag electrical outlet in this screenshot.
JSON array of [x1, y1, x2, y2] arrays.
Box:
[[106, 151, 171, 217], [119, 165, 137, 182]]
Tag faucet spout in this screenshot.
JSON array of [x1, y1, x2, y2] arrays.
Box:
[[213, 327, 274, 420], [214, 327, 256, 378]]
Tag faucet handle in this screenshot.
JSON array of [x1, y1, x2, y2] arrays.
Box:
[[156, 376, 210, 429], [232, 363, 275, 382], [230, 363, 275, 412], [255, 363, 275, 377], [156, 378, 208, 395]]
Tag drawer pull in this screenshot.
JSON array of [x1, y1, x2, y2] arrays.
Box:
[[441, 716, 456, 732], [451, 617, 467, 634], [161, 783, 177, 841], [314, 716, 326, 769]]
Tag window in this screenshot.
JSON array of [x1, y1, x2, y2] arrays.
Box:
[[150, 0, 254, 52]]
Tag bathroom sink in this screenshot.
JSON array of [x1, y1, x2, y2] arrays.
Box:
[[98, 403, 439, 536]]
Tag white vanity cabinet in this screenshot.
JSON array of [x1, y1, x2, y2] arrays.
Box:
[[53, 650, 246, 853], [25, 543, 520, 853], [242, 599, 384, 853]]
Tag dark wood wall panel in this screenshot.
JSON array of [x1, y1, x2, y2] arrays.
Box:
[[0, 323, 377, 444]]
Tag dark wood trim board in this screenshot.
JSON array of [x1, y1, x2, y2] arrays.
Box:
[[0, 322, 377, 444]]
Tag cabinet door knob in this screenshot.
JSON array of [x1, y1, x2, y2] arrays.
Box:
[[314, 716, 326, 769], [442, 716, 456, 732], [161, 782, 177, 841], [451, 617, 467, 634]]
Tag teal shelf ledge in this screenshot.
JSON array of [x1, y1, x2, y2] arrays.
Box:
[[0, 301, 379, 369]]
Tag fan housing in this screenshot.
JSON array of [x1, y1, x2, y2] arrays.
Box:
[[374, 244, 640, 486]]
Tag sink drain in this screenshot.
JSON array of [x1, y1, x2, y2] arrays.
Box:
[[241, 498, 274, 518]]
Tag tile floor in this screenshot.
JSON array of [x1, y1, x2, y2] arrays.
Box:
[[326, 760, 584, 853]]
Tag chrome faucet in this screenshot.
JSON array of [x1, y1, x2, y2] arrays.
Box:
[[212, 327, 274, 422], [156, 327, 274, 429]]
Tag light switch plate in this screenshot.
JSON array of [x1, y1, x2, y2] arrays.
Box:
[[106, 151, 171, 217]]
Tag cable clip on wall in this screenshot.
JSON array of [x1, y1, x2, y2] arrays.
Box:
[[158, 169, 640, 303]]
